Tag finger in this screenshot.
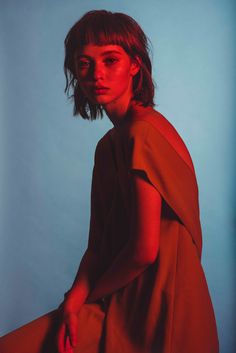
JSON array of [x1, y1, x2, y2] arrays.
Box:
[[65, 335, 74, 352], [67, 313, 79, 348], [57, 323, 67, 353]]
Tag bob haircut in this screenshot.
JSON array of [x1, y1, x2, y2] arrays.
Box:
[[64, 10, 156, 120]]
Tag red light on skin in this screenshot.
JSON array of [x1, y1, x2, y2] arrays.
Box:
[[75, 44, 140, 112], [94, 88, 109, 95]]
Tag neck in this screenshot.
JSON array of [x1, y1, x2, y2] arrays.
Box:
[[103, 99, 144, 128]]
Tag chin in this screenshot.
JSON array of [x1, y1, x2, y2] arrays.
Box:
[[90, 96, 113, 105]]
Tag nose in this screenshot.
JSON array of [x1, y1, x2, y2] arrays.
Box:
[[92, 62, 104, 81]]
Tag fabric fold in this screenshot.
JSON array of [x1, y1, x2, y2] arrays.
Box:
[[125, 118, 202, 258]]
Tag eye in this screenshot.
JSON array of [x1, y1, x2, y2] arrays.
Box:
[[104, 57, 119, 65], [77, 60, 90, 69]]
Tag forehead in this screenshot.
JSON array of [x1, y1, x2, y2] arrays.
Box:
[[76, 44, 127, 58]]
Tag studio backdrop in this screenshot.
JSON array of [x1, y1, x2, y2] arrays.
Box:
[[0, 1, 235, 352]]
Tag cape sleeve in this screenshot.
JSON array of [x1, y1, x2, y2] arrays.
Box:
[[86, 140, 104, 253], [125, 119, 202, 259]]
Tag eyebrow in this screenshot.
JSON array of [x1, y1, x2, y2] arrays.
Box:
[[100, 50, 122, 56], [76, 50, 122, 59]]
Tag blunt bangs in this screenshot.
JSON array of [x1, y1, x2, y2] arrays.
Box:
[[72, 12, 143, 58]]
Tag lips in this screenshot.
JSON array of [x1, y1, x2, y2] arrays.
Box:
[[94, 85, 109, 89], [93, 86, 109, 95]]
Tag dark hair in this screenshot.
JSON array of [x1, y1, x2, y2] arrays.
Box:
[[64, 10, 156, 120]]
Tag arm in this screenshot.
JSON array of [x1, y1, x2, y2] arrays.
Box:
[[62, 247, 101, 309], [86, 171, 162, 303], [57, 247, 102, 353], [61, 162, 103, 309]]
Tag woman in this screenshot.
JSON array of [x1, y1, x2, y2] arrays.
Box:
[[0, 9, 219, 353]]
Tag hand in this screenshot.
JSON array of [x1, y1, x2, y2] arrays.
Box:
[[57, 312, 78, 353], [57, 293, 83, 353], [85, 291, 94, 304]]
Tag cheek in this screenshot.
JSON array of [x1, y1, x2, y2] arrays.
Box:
[[110, 65, 132, 85], [77, 73, 91, 93], [76, 77, 91, 97], [77, 71, 89, 82]]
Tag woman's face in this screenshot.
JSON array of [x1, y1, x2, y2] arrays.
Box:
[[74, 44, 140, 109]]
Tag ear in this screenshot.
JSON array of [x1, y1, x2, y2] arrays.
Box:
[[130, 55, 141, 77]]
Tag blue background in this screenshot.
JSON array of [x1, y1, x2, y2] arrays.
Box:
[[0, 0, 235, 352]]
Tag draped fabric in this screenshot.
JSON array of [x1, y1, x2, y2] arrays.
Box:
[[0, 104, 219, 353]]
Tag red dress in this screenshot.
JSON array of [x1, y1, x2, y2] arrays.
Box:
[[0, 104, 219, 353]]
